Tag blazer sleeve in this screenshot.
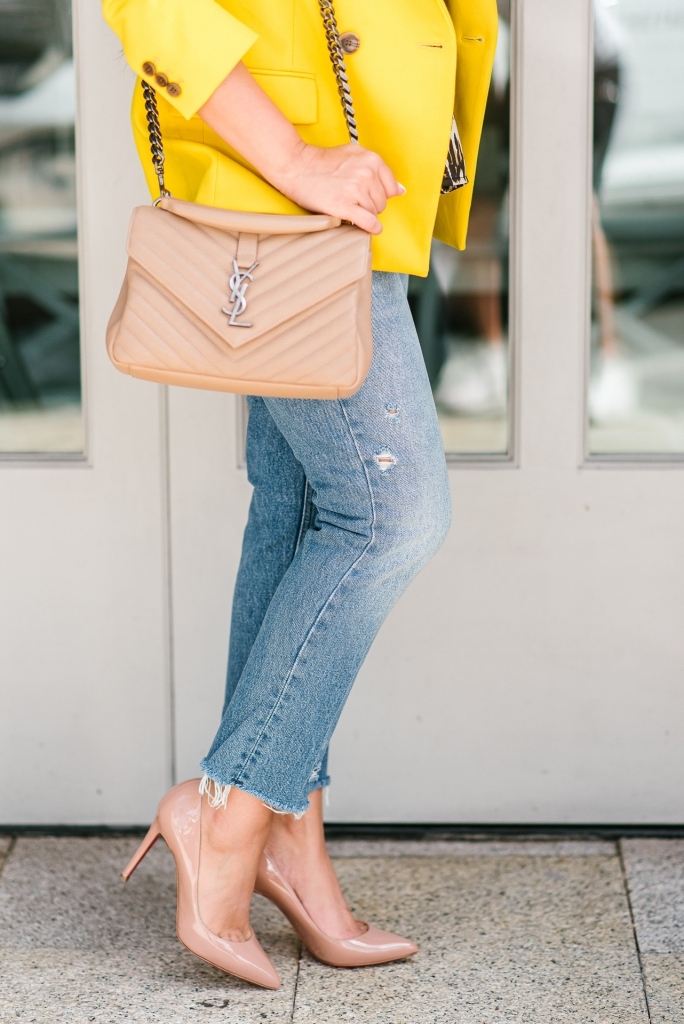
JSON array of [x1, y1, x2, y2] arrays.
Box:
[[434, 0, 498, 250], [102, 0, 259, 119]]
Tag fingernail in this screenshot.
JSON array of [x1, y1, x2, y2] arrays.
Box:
[[397, 183, 407, 195]]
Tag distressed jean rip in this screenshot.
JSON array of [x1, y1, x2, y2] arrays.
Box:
[[385, 404, 400, 420], [374, 449, 397, 472]]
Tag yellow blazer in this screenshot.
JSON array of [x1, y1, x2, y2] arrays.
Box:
[[102, 0, 497, 276]]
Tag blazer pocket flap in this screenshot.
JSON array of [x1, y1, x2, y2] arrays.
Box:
[[249, 69, 317, 125], [127, 205, 370, 350]]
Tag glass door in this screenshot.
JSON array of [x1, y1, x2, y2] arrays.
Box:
[[4, 0, 681, 825], [0, 0, 173, 826], [0, 0, 83, 456]]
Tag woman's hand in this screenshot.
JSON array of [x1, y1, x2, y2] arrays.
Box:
[[199, 63, 404, 234], [270, 141, 404, 235]]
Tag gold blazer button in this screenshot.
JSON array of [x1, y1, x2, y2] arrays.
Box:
[[340, 32, 360, 54], [155, 72, 169, 88], [142, 61, 156, 76], [166, 83, 182, 98]]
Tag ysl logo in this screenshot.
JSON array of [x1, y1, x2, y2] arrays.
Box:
[[221, 259, 258, 327]]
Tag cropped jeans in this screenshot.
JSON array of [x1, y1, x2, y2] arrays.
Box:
[[200, 272, 451, 816]]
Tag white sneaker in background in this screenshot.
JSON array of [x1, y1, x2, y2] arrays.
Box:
[[435, 341, 508, 416], [588, 353, 639, 423]]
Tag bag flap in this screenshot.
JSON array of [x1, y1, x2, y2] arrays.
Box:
[[127, 205, 369, 349]]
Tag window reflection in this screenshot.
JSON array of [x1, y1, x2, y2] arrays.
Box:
[[589, 0, 684, 455], [0, 0, 82, 454], [410, 0, 511, 456]]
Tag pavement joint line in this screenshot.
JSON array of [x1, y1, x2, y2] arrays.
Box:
[[289, 940, 303, 1022], [618, 837, 653, 1024]]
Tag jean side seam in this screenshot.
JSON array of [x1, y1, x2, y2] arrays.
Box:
[[294, 480, 311, 554], [232, 401, 377, 791]]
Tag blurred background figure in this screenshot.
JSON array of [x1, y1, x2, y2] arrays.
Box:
[[0, 0, 82, 454], [588, 0, 631, 422], [588, 0, 684, 454]]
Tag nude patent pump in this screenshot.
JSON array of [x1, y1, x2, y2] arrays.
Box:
[[255, 850, 419, 967], [121, 779, 281, 990]]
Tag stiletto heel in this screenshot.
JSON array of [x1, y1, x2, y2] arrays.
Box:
[[121, 780, 281, 990], [255, 851, 419, 967], [121, 818, 162, 880]]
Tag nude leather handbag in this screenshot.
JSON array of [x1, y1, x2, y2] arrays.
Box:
[[106, 0, 373, 400]]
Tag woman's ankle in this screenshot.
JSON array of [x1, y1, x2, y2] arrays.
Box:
[[203, 787, 273, 849], [268, 788, 326, 845], [198, 787, 273, 941]]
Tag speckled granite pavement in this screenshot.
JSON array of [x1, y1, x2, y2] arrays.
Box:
[[0, 834, 681, 1023], [621, 839, 684, 1024]]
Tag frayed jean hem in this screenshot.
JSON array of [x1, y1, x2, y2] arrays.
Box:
[[199, 768, 309, 819], [308, 774, 331, 794]]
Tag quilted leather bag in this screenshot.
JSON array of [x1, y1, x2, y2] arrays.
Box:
[[106, 0, 373, 399]]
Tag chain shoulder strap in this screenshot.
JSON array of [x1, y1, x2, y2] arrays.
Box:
[[141, 0, 358, 197], [142, 79, 170, 198], [317, 0, 359, 143]]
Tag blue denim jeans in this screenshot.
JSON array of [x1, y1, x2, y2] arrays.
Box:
[[200, 272, 451, 815]]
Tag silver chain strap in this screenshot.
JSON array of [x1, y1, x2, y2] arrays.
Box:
[[142, 0, 358, 198], [141, 79, 170, 198], [317, 0, 359, 144]]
